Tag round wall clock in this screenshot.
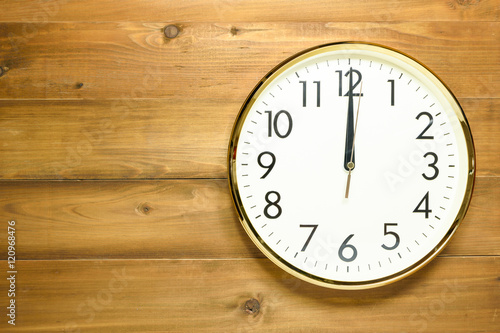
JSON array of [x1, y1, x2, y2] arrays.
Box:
[[228, 42, 475, 289]]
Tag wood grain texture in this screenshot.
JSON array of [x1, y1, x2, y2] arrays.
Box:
[[0, 98, 497, 179], [0, 177, 498, 260], [0, 257, 497, 332], [1, 0, 498, 22], [0, 22, 498, 100], [0, 1, 498, 331]]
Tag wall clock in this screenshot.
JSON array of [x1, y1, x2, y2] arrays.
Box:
[[228, 42, 475, 289]]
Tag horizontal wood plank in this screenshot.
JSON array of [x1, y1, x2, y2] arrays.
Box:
[[0, 98, 497, 179], [0, 257, 497, 332], [0, 22, 498, 100], [0, 0, 498, 23], [0, 99, 234, 179], [0, 177, 497, 260]]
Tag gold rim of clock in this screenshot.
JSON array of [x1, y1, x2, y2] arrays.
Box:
[[228, 41, 475, 290]]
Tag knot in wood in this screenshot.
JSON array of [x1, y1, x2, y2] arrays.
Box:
[[137, 202, 153, 216], [244, 298, 260, 315], [164, 25, 180, 39], [0, 67, 4, 77], [230, 26, 239, 36]]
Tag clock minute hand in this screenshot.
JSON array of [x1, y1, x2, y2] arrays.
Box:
[[345, 81, 363, 199], [344, 68, 355, 171]]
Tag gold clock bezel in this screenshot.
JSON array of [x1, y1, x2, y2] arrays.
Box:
[[228, 42, 475, 290]]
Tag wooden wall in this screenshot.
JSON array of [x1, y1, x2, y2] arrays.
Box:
[[0, 1, 498, 331]]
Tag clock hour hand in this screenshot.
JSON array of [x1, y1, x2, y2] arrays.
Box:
[[344, 68, 355, 171]]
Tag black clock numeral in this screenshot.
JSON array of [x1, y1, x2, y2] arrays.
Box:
[[336, 68, 363, 97], [413, 191, 432, 219], [257, 152, 276, 179], [299, 224, 318, 251], [388, 79, 395, 106], [416, 112, 434, 139], [422, 152, 439, 180], [265, 110, 293, 138], [300, 81, 307, 107], [339, 234, 358, 262], [299, 81, 321, 107], [335, 70, 343, 97], [264, 191, 282, 219], [382, 223, 400, 250]]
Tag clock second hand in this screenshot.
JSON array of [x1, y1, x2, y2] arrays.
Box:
[[345, 81, 363, 199]]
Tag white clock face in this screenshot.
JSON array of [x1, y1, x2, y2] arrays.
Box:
[[229, 43, 474, 289]]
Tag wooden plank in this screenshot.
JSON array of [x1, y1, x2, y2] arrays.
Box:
[[0, 177, 497, 260], [466, 98, 500, 177], [0, 0, 497, 23], [0, 99, 234, 179], [0, 22, 498, 100], [0, 98, 497, 180], [0, 257, 497, 332]]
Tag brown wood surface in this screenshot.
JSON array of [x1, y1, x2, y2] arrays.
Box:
[[0, 22, 498, 101], [0, 0, 498, 332], [0, 98, 498, 179], [1, 0, 498, 22], [0, 177, 498, 260], [0, 257, 497, 332]]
